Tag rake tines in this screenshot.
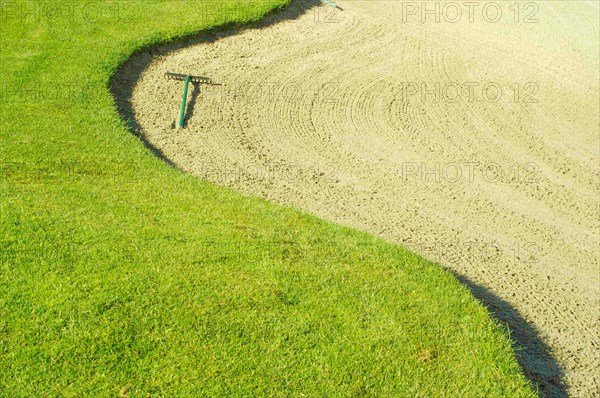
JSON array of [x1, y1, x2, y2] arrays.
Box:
[[165, 72, 213, 85]]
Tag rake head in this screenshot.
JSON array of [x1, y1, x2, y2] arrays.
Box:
[[165, 72, 214, 84]]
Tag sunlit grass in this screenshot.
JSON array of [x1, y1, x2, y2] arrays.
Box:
[[0, 1, 536, 396]]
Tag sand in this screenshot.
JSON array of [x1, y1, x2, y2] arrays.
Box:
[[113, 1, 600, 396]]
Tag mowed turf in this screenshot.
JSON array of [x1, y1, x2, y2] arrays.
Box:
[[0, 1, 536, 396]]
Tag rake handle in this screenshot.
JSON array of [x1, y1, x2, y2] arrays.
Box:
[[179, 76, 190, 128]]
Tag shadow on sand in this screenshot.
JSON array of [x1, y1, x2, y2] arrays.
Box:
[[109, 1, 566, 396]]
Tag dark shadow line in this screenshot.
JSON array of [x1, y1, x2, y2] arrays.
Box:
[[109, 1, 566, 396], [183, 83, 202, 128], [452, 272, 566, 398]]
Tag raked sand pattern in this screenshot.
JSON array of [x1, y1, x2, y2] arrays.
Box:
[[114, 1, 599, 396]]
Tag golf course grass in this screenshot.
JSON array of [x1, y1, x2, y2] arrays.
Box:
[[1, 1, 536, 396]]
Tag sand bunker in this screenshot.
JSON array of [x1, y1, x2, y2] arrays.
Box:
[[114, 1, 599, 396]]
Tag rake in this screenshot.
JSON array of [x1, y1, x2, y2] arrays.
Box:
[[165, 72, 219, 128]]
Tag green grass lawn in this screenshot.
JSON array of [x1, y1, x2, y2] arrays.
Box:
[[0, 1, 537, 396]]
